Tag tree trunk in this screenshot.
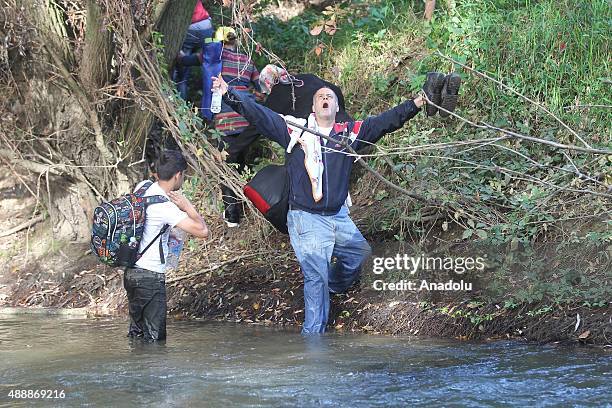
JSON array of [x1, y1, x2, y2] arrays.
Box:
[[157, 0, 197, 64], [28, 0, 74, 64], [45, 178, 96, 242], [424, 0, 436, 21], [80, 0, 114, 91], [121, 0, 197, 157], [3, 0, 198, 244]]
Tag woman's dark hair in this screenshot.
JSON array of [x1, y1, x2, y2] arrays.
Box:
[[155, 150, 187, 181]]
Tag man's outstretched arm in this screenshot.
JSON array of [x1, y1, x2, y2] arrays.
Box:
[[354, 95, 425, 150], [212, 75, 290, 149]]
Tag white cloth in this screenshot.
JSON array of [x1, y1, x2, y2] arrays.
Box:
[[283, 115, 355, 207], [285, 114, 326, 202], [259, 64, 302, 95], [134, 181, 188, 274]]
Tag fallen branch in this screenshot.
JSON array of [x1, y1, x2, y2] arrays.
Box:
[[0, 215, 45, 238], [0, 153, 38, 200], [563, 104, 612, 110], [0, 149, 62, 175], [480, 122, 611, 155], [166, 252, 262, 284], [420, 94, 612, 156], [284, 119, 437, 206], [437, 51, 592, 149], [419, 153, 612, 198]]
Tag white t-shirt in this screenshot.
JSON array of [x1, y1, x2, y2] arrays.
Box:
[[134, 181, 188, 273], [318, 126, 333, 145]]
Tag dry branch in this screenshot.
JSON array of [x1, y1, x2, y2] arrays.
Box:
[[167, 252, 262, 283], [0, 215, 45, 238], [436, 51, 593, 149], [284, 119, 436, 205]]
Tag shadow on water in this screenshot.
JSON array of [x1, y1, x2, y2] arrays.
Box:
[[0, 316, 610, 407]]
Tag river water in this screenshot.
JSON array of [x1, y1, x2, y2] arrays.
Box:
[[0, 316, 610, 407]]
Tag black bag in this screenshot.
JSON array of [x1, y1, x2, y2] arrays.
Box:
[[243, 165, 289, 234]]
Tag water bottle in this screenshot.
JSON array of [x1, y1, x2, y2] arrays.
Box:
[[165, 228, 186, 271], [211, 89, 222, 113], [129, 236, 138, 249]]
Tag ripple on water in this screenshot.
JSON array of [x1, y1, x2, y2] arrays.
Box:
[[0, 317, 610, 407]]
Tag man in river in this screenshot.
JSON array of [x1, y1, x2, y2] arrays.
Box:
[[124, 150, 209, 341], [219, 64, 353, 227], [212, 72, 458, 334]]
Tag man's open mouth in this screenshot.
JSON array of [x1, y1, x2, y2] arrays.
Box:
[[322, 102, 329, 109]]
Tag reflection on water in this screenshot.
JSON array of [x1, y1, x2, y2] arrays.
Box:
[[0, 316, 610, 407]]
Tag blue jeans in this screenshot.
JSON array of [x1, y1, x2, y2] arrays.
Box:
[[173, 19, 214, 100], [287, 206, 371, 334]]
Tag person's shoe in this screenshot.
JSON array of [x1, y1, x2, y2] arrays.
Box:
[[223, 210, 240, 228], [423, 72, 446, 116], [439, 73, 461, 118]]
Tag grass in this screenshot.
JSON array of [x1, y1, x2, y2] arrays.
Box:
[[255, 0, 611, 132], [450, 0, 612, 135]]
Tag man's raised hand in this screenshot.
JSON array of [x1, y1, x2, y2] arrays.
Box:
[[168, 191, 193, 213], [413, 94, 425, 108], [211, 74, 228, 95]]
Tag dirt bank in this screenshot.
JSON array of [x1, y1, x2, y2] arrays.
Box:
[[0, 170, 609, 346], [1, 230, 609, 346]]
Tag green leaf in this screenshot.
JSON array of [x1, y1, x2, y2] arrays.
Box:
[[462, 229, 473, 239], [375, 190, 389, 200]]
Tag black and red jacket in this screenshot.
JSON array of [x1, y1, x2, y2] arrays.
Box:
[[224, 87, 420, 216]]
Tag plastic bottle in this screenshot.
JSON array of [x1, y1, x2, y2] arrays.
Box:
[[129, 236, 138, 249], [166, 228, 186, 271], [210, 89, 222, 113]]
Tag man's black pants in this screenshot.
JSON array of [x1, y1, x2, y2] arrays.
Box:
[[219, 126, 261, 220], [123, 267, 167, 341]]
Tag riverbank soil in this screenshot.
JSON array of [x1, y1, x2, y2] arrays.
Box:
[[1, 167, 610, 345], [0, 169, 126, 315]]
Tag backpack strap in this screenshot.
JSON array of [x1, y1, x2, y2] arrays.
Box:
[[134, 180, 154, 197], [135, 181, 171, 263], [135, 181, 169, 205], [143, 195, 170, 262], [144, 195, 169, 206], [139, 224, 170, 263]]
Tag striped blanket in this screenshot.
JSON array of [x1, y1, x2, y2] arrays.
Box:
[[214, 49, 260, 136]]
